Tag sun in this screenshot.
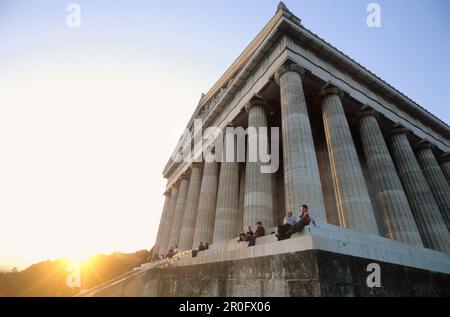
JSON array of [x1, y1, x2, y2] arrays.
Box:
[[62, 252, 94, 268]]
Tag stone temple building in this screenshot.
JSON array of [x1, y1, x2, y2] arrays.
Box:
[[84, 3, 450, 297]]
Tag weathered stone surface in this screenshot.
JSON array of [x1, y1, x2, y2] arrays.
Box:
[[316, 251, 450, 297], [92, 250, 450, 297]]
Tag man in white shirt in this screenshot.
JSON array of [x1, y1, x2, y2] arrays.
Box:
[[276, 211, 297, 241], [278, 205, 317, 240]]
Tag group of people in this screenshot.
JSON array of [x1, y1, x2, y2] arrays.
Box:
[[166, 245, 178, 258], [238, 221, 266, 247], [192, 241, 209, 257], [155, 204, 316, 260], [159, 241, 211, 260], [276, 204, 316, 241], [197, 241, 209, 251], [237, 204, 316, 246]]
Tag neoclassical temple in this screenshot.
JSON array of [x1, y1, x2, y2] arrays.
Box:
[[82, 3, 450, 297], [154, 3, 450, 259]]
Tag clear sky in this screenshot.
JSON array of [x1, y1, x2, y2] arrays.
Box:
[[0, 0, 449, 270]]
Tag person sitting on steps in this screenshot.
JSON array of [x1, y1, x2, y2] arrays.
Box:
[[276, 205, 317, 241], [167, 246, 175, 258], [276, 211, 297, 241], [237, 231, 247, 242], [198, 241, 206, 251], [248, 221, 265, 247], [245, 225, 254, 243]]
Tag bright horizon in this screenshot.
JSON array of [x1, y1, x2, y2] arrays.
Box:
[[0, 0, 449, 271]]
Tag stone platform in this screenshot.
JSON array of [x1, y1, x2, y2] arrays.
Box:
[[79, 223, 450, 297]]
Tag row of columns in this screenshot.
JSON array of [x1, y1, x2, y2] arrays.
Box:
[[388, 130, 450, 252], [155, 62, 450, 257], [358, 111, 423, 246], [320, 87, 379, 235]]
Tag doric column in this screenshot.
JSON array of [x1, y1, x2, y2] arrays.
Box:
[[159, 183, 179, 255], [243, 96, 274, 229], [178, 163, 203, 251], [439, 154, 450, 185], [415, 142, 450, 231], [213, 141, 240, 243], [271, 171, 279, 223], [319, 87, 379, 235], [237, 165, 245, 234], [154, 189, 172, 257], [387, 127, 450, 253], [192, 161, 219, 248], [168, 173, 190, 249], [274, 64, 326, 220], [358, 110, 423, 246]]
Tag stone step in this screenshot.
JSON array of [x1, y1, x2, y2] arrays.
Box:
[[174, 222, 450, 275]]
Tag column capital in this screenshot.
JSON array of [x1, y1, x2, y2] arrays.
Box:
[[385, 124, 410, 139], [414, 140, 435, 152], [171, 179, 180, 189], [163, 189, 172, 197], [180, 172, 191, 181], [318, 83, 345, 101], [245, 94, 267, 113], [274, 63, 306, 85], [191, 162, 203, 170], [438, 153, 450, 163], [356, 106, 380, 123], [225, 123, 235, 130]]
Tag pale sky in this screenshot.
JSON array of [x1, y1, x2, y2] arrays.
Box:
[[0, 0, 449, 270]]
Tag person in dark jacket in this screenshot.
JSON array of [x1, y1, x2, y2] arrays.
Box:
[[248, 222, 265, 247], [198, 241, 206, 251], [238, 231, 247, 242], [167, 246, 175, 258], [246, 225, 254, 242]]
